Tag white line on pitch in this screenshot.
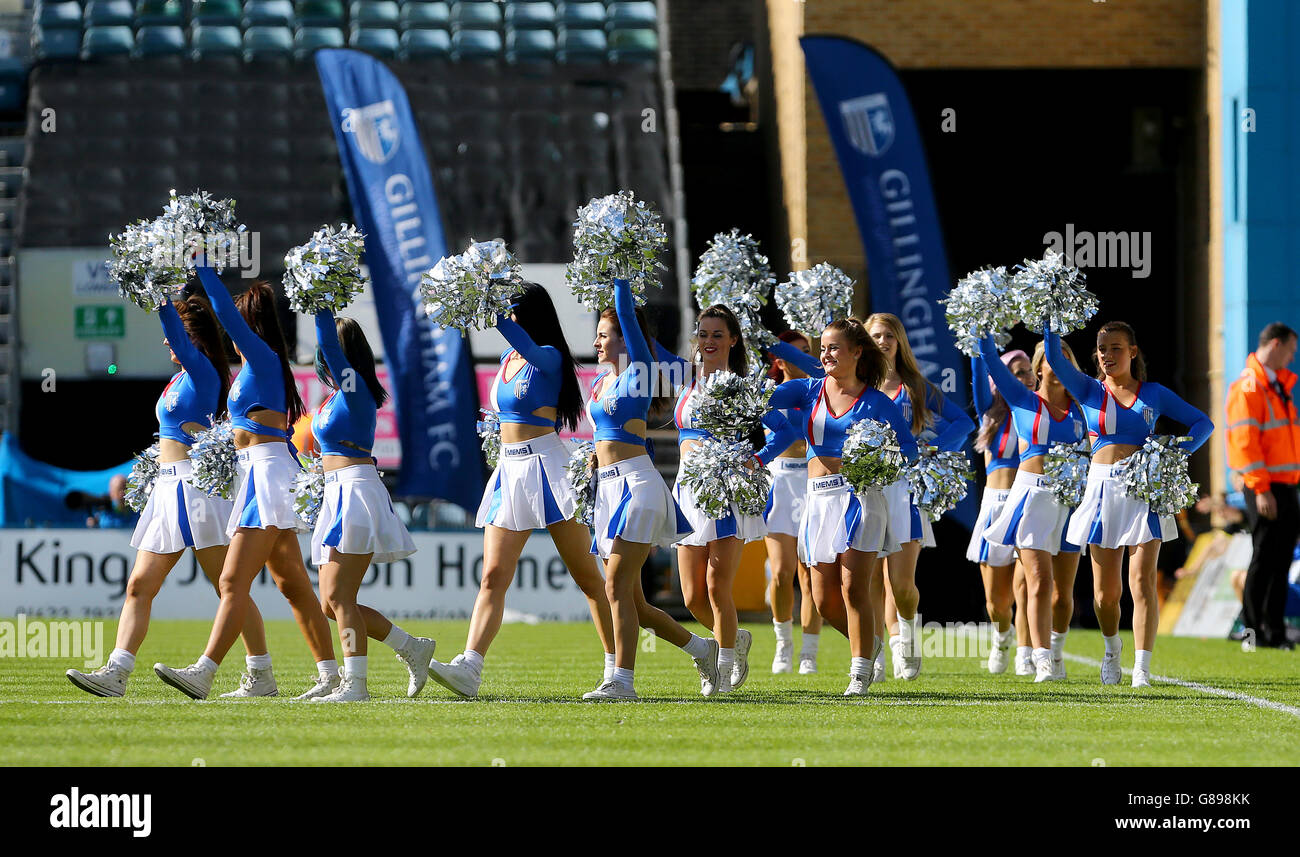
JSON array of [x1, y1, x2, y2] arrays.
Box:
[[1062, 652, 1300, 719]]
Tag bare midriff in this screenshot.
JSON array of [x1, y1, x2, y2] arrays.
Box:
[[233, 408, 289, 449], [1090, 442, 1140, 465]]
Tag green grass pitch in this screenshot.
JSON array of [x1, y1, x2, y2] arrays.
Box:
[[2, 619, 1297, 766]]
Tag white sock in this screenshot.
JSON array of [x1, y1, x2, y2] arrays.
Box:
[[197, 655, 219, 674], [1032, 646, 1051, 666], [718, 647, 736, 677], [1103, 633, 1122, 655], [801, 632, 820, 658], [850, 656, 871, 677], [462, 650, 485, 672], [108, 648, 135, 672], [612, 666, 634, 689], [773, 620, 794, 644], [603, 652, 616, 681], [1017, 645, 1032, 661], [245, 653, 271, 671], [382, 625, 412, 652], [682, 634, 711, 660], [994, 626, 1013, 645], [1134, 649, 1152, 672], [1050, 629, 1067, 660], [344, 655, 368, 678], [897, 612, 917, 645], [316, 659, 339, 679]]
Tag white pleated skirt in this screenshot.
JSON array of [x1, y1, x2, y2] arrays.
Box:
[[226, 442, 309, 536], [590, 455, 691, 559], [763, 458, 809, 538], [131, 460, 234, 554], [475, 433, 578, 531], [882, 477, 935, 555], [984, 471, 1080, 556], [798, 474, 894, 566], [672, 475, 766, 547], [965, 487, 1016, 566], [311, 464, 416, 565], [1065, 461, 1176, 549]]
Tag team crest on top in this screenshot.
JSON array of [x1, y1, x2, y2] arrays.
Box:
[[1073, 418, 1084, 439], [341, 100, 400, 165], [515, 375, 530, 399], [602, 395, 617, 417], [165, 390, 180, 412], [839, 93, 894, 157], [1142, 406, 1155, 427], [230, 379, 241, 401]]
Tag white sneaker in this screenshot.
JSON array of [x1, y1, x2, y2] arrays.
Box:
[[427, 654, 483, 698], [395, 637, 437, 698], [1101, 642, 1123, 685], [843, 672, 873, 696], [67, 664, 128, 697], [582, 680, 638, 701], [798, 655, 818, 675], [219, 667, 279, 698], [872, 656, 885, 683], [1014, 650, 1034, 676], [1131, 668, 1151, 688], [890, 637, 905, 679], [1033, 656, 1057, 683], [773, 640, 794, 674], [312, 673, 369, 702], [695, 639, 721, 697], [153, 662, 214, 700], [1052, 655, 1066, 681], [294, 671, 342, 700], [988, 635, 1011, 674], [731, 629, 753, 689], [899, 645, 921, 681]]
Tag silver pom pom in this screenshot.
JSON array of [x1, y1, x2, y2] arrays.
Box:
[[775, 262, 855, 338], [689, 370, 775, 439], [1116, 435, 1199, 517], [108, 219, 188, 311], [1010, 249, 1099, 335], [125, 443, 161, 513], [157, 188, 245, 272], [419, 238, 523, 332], [565, 190, 669, 310], [692, 229, 776, 369], [283, 223, 367, 314], [1043, 440, 1091, 508], [188, 418, 237, 499], [477, 409, 501, 469], [292, 456, 325, 529], [905, 446, 973, 521], [679, 438, 771, 519], [840, 419, 906, 493], [564, 439, 597, 527], [940, 266, 1018, 357]]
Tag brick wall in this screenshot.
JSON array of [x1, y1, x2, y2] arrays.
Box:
[[666, 0, 761, 90]]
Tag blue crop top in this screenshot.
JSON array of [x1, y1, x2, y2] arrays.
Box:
[[979, 335, 1086, 460], [970, 354, 1020, 473], [890, 382, 976, 452], [1043, 325, 1214, 453], [196, 265, 289, 439], [490, 316, 563, 428], [761, 340, 825, 450], [768, 378, 918, 463], [156, 299, 222, 443], [586, 278, 657, 446], [312, 309, 377, 457]]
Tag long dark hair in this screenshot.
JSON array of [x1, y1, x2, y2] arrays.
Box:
[[694, 304, 748, 377], [824, 318, 887, 388], [599, 303, 673, 419], [767, 330, 809, 382], [510, 282, 581, 431], [174, 294, 231, 420], [234, 280, 306, 424], [316, 316, 389, 407], [1093, 320, 1147, 382]]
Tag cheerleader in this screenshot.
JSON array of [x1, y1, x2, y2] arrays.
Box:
[[1044, 321, 1213, 686], [583, 278, 752, 700], [764, 333, 827, 674], [968, 346, 1032, 675], [154, 265, 340, 700], [308, 310, 428, 702], [664, 306, 796, 693], [427, 284, 616, 698], [66, 296, 276, 698], [768, 319, 918, 695], [979, 335, 1088, 682], [866, 313, 976, 681]]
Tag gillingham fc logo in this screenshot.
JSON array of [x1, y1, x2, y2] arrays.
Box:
[[341, 100, 400, 165], [1142, 406, 1155, 427], [515, 375, 530, 400], [839, 93, 894, 157], [602, 395, 617, 417]]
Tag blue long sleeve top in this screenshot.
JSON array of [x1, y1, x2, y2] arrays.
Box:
[[586, 278, 657, 446], [970, 353, 1020, 472], [156, 299, 222, 443], [768, 377, 919, 463], [313, 309, 378, 456], [978, 335, 1086, 460], [890, 382, 976, 451], [489, 315, 563, 428]]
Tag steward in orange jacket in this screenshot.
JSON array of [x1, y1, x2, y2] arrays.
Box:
[[1226, 353, 1300, 492]]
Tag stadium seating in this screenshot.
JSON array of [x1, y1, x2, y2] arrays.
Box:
[[505, 2, 555, 30], [193, 0, 244, 27], [294, 25, 344, 59], [295, 0, 345, 27], [399, 27, 449, 59], [135, 0, 184, 26], [191, 23, 243, 58], [400, 2, 449, 30], [350, 0, 399, 27], [607, 2, 655, 30], [244, 0, 296, 27], [506, 27, 553, 64], [556, 27, 603, 63], [134, 24, 186, 56], [349, 25, 398, 57], [81, 25, 135, 57], [608, 26, 654, 64], [84, 0, 136, 27], [242, 25, 294, 60], [37, 2, 83, 29], [557, 2, 604, 30], [34, 26, 84, 60], [450, 27, 499, 61], [450, 1, 501, 31]]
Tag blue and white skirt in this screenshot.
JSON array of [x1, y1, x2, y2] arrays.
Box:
[[882, 477, 935, 555], [1066, 461, 1176, 549], [673, 475, 766, 547], [131, 460, 234, 554], [965, 487, 1017, 566], [475, 433, 578, 531], [590, 455, 691, 559], [798, 475, 894, 566], [984, 471, 1079, 556], [226, 442, 309, 536], [763, 458, 809, 539], [312, 464, 415, 566]]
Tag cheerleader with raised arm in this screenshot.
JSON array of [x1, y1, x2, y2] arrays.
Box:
[[866, 313, 976, 681], [67, 295, 277, 697], [154, 265, 341, 700], [427, 283, 617, 699], [979, 335, 1088, 682], [767, 319, 918, 695], [968, 346, 1032, 675], [1043, 321, 1213, 686]]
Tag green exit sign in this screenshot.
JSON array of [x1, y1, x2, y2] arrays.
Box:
[[74, 305, 125, 339]]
